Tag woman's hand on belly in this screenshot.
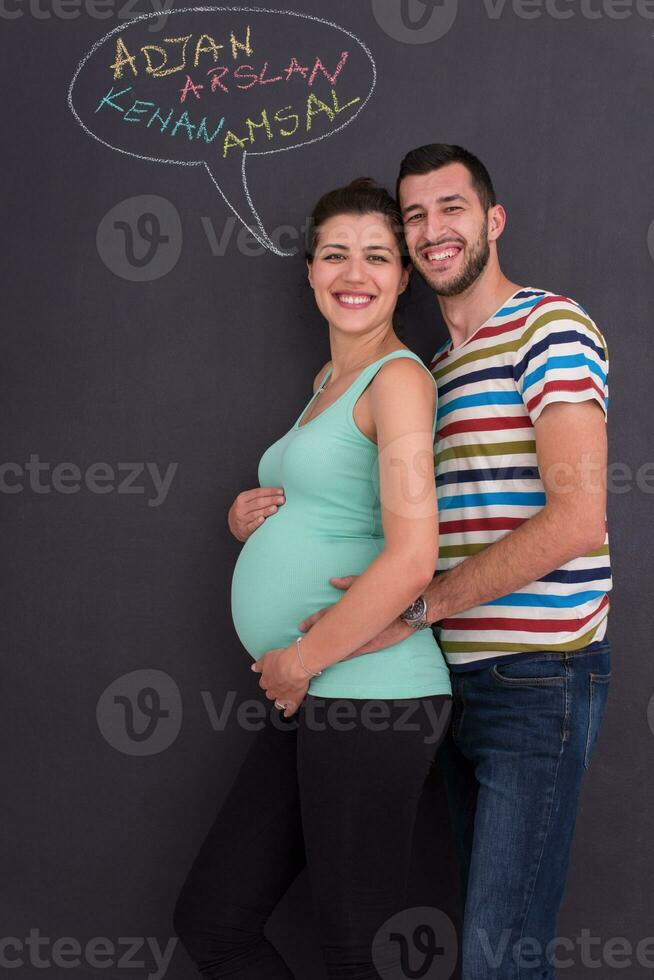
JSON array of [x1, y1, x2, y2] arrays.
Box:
[[251, 643, 310, 717], [297, 574, 414, 658]]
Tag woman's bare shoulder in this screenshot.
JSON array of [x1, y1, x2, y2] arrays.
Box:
[[370, 354, 437, 409], [375, 351, 434, 385]]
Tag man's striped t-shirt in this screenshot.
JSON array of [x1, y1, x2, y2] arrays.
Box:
[[429, 287, 611, 670]]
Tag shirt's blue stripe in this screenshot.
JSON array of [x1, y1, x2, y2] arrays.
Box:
[[437, 390, 523, 420], [522, 354, 607, 391], [514, 330, 606, 382], [486, 590, 606, 609], [494, 295, 546, 318], [439, 492, 546, 510]]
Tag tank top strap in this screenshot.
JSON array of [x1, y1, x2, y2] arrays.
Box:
[[292, 363, 332, 427], [316, 364, 333, 391], [345, 350, 439, 440]]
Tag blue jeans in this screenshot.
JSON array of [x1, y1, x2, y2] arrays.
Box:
[[439, 639, 611, 980]]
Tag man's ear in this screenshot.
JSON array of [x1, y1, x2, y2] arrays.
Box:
[[488, 204, 507, 243]]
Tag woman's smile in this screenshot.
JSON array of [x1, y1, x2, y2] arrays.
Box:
[[331, 291, 377, 310]]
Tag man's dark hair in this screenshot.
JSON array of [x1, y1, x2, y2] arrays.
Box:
[[396, 144, 497, 213]]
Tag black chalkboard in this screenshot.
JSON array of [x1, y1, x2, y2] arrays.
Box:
[[3, 2, 653, 977]]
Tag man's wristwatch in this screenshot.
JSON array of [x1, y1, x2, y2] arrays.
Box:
[[400, 594, 431, 631]]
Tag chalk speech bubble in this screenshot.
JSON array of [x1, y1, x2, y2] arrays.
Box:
[[68, 7, 377, 257]]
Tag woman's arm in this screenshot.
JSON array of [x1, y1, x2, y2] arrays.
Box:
[[289, 357, 439, 674]]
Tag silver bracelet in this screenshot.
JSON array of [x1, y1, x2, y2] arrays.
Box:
[[296, 636, 322, 677]]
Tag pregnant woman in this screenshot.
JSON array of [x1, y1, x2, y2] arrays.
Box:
[[173, 178, 452, 980]]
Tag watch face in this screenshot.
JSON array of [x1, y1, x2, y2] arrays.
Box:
[[406, 596, 427, 621]]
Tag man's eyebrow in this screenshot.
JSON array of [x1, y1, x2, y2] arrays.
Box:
[[401, 193, 468, 215]]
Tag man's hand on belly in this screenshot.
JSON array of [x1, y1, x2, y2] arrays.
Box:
[[297, 575, 413, 658]]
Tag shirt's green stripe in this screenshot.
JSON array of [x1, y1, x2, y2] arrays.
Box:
[[440, 616, 608, 655], [436, 440, 537, 465], [439, 544, 489, 558]]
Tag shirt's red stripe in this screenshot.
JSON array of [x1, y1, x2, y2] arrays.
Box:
[[439, 517, 526, 534], [441, 595, 609, 633], [473, 316, 528, 342], [438, 416, 532, 439], [526, 378, 603, 414]]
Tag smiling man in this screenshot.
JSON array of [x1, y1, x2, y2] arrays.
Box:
[[296, 144, 612, 979], [393, 144, 612, 978]]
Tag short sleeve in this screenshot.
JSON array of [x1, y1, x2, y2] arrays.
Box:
[[513, 296, 609, 425]]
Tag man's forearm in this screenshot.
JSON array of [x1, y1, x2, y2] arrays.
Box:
[[425, 505, 604, 623], [298, 548, 434, 673]]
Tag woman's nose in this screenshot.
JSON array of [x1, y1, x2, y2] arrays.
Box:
[[341, 259, 368, 283]]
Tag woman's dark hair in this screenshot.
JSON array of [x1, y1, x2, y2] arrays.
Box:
[[396, 144, 496, 213], [305, 177, 410, 267]]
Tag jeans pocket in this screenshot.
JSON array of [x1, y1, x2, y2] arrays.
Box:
[[490, 658, 566, 687], [584, 670, 611, 769]]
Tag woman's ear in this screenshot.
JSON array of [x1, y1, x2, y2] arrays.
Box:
[[306, 259, 314, 289]]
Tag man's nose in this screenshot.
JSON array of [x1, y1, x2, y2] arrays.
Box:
[[424, 210, 448, 244]]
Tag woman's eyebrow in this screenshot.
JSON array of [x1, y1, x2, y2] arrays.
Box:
[[318, 243, 393, 253]]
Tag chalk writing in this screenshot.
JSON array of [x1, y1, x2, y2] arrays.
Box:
[[68, 7, 377, 256]]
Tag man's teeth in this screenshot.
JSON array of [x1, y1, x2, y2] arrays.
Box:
[[337, 294, 373, 305], [428, 249, 458, 261]]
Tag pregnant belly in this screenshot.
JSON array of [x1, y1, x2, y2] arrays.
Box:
[[230, 509, 382, 660]]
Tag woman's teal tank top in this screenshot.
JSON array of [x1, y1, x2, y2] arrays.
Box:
[[230, 349, 451, 700]]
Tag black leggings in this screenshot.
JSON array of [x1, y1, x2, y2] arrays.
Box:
[[173, 692, 452, 980]]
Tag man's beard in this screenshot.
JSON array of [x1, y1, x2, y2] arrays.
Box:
[[415, 218, 490, 297]]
